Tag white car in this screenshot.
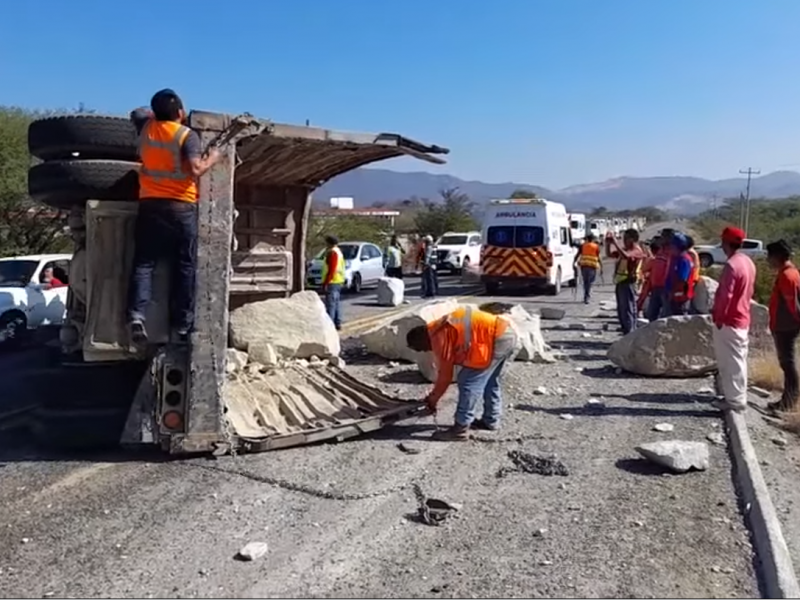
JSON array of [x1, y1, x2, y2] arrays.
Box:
[[0, 253, 72, 346], [306, 242, 385, 293], [694, 238, 767, 268], [434, 231, 482, 273]]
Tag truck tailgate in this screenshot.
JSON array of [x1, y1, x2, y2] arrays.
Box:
[[224, 362, 424, 452]]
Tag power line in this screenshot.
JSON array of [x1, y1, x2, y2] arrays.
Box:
[[738, 167, 760, 233]]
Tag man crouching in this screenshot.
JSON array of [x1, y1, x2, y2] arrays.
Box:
[[406, 306, 519, 441]]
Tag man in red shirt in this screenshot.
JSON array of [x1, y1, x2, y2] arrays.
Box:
[[711, 226, 756, 412], [766, 239, 800, 412]]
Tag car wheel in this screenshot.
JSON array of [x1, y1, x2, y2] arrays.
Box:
[[350, 273, 362, 294], [699, 253, 714, 269], [28, 159, 140, 209], [548, 268, 563, 296], [0, 310, 27, 349]]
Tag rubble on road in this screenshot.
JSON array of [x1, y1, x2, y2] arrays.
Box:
[[496, 451, 569, 477], [635, 440, 710, 473], [653, 423, 675, 433], [607, 315, 716, 377], [538, 306, 566, 320], [707, 431, 726, 446], [377, 277, 404, 307], [229, 291, 340, 360], [236, 541, 268, 561], [413, 484, 461, 526]]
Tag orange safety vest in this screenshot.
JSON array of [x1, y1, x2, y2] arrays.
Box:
[[688, 248, 700, 287], [138, 120, 198, 202], [427, 306, 509, 370], [578, 242, 601, 269]]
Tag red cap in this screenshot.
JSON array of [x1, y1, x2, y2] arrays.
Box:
[[721, 226, 745, 244]]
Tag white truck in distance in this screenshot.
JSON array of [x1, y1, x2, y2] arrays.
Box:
[[694, 238, 767, 268], [0, 253, 72, 346], [434, 231, 482, 273], [569, 213, 586, 245]]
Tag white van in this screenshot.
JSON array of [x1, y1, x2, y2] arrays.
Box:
[[569, 213, 586, 245], [480, 198, 577, 295]]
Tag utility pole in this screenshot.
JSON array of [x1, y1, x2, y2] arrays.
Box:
[[710, 194, 718, 218], [739, 167, 760, 234]]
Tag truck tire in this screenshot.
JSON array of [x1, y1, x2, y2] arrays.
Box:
[[548, 267, 563, 296], [28, 159, 139, 209], [28, 115, 139, 161], [0, 310, 27, 349]]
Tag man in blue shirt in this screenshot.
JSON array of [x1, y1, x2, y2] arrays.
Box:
[[668, 233, 693, 316]]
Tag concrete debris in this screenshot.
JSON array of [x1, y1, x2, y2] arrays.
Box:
[[358, 299, 458, 382], [653, 423, 675, 433], [697, 386, 715, 395], [397, 443, 421, 455], [501, 305, 558, 364], [706, 431, 725, 446], [248, 343, 278, 368], [533, 528, 548, 538], [772, 436, 788, 448], [236, 541, 268, 562], [377, 277, 404, 307], [581, 333, 592, 339], [538, 306, 566, 320], [225, 348, 249, 374], [586, 398, 604, 407], [534, 386, 548, 395], [559, 413, 574, 421], [635, 440, 710, 473], [607, 315, 716, 377], [229, 291, 340, 360]]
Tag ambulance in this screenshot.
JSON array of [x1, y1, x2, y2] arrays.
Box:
[[480, 198, 577, 295]]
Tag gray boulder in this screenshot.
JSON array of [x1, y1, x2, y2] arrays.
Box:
[[635, 440, 710, 473], [607, 315, 715, 377]]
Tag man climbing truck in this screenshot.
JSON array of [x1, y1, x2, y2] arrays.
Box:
[[25, 107, 449, 453]]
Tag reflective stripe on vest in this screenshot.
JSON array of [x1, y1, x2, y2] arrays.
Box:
[[614, 256, 642, 284], [435, 306, 505, 370], [578, 242, 601, 269], [138, 121, 198, 202], [322, 247, 346, 285], [385, 246, 402, 268]]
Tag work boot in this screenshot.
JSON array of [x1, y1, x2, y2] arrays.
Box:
[[130, 320, 148, 344], [431, 424, 469, 441], [471, 418, 499, 432]]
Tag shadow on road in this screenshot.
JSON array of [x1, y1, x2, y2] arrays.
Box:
[[379, 370, 428, 384], [615, 457, 677, 476], [550, 339, 612, 351], [514, 403, 717, 419], [596, 391, 711, 405]]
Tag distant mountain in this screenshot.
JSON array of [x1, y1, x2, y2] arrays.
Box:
[[314, 168, 800, 216]]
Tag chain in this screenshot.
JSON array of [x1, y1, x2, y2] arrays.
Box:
[[194, 463, 414, 501]]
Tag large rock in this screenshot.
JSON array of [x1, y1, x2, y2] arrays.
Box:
[[504, 305, 557, 363], [635, 440, 710, 473], [692, 276, 718, 314], [229, 291, 340, 360], [358, 299, 459, 380], [607, 315, 715, 377], [376, 277, 404, 307], [538, 306, 566, 321]]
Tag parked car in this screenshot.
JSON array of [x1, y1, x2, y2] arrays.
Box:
[[434, 231, 482, 274], [305, 242, 385, 293], [0, 253, 72, 346], [694, 238, 767, 268]]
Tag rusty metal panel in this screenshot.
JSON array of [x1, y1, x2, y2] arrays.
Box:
[[185, 137, 235, 436]]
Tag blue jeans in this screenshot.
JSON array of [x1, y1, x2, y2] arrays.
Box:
[[421, 267, 438, 297], [128, 199, 198, 332], [615, 281, 637, 335], [324, 284, 342, 330], [455, 357, 508, 428], [580, 266, 597, 303]]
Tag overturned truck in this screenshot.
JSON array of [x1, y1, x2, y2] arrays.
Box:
[[27, 110, 449, 453]]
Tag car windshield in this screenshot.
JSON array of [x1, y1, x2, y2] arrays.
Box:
[[438, 235, 468, 246], [570, 220, 581, 229], [0, 260, 38, 287], [314, 244, 360, 261]]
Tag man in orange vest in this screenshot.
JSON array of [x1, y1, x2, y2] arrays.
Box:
[[406, 305, 518, 441], [127, 89, 223, 344], [574, 233, 601, 304], [685, 235, 701, 314]]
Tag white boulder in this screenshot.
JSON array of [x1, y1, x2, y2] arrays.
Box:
[[503, 305, 557, 363], [635, 440, 710, 473], [225, 348, 249, 374], [376, 277, 404, 307], [691, 276, 718, 314], [229, 291, 340, 360], [607, 315, 716, 377]]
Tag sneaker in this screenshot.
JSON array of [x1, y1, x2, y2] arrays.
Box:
[[471, 419, 499, 431], [431, 425, 470, 441], [130, 320, 148, 344]]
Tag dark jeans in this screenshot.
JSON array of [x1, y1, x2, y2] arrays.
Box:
[[615, 282, 637, 335], [645, 287, 667, 321], [421, 267, 438, 297], [324, 283, 343, 330], [774, 329, 800, 408], [580, 266, 597, 303], [128, 199, 198, 332], [386, 266, 403, 279], [669, 300, 690, 317]]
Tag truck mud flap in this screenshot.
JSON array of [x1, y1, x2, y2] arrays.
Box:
[[223, 363, 426, 453]]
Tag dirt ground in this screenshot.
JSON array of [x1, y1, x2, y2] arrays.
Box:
[[0, 283, 763, 599]]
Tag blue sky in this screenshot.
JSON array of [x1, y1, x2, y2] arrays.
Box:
[[2, 0, 799, 189]]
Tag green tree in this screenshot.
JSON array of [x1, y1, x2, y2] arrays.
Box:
[[306, 214, 388, 257], [509, 188, 537, 199], [0, 106, 69, 256], [413, 187, 479, 239]]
